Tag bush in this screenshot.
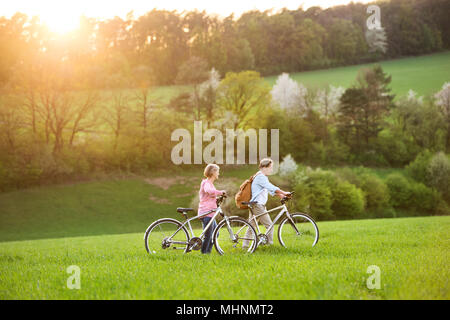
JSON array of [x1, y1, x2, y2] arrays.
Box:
[[335, 167, 361, 186], [294, 181, 334, 220], [336, 168, 390, 210], [306, 168, 339, 189], [359, 173, 390, 209], [293, 168, 336, 220], [385, 173, 413, 209], [331, 181, 365, 219], [386, 172, 443, 214], [377, 129, 419, 166], [409, 182, 441, 214], [405, 150, 433, 184], [361, 207, 396, 219], [426, 152, 450, 202], [278, 154, 298, 178]]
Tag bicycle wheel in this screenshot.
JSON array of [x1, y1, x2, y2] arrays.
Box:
[[278, 213, 319, 249], [213, 217, 257, 255], [144, 218, 190, 254]]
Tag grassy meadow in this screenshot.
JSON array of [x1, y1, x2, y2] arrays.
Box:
[[102, 51, 450, 109], [0, 164, 449, 299], [264, 51, 450, 98], [0, 216, 448, 299]]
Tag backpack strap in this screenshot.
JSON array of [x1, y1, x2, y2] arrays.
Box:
[[249, 171, 264, 202]]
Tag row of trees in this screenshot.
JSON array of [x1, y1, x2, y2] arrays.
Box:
[[1, 0, 449, 88], [1, 54, 449, 192], [265, 71, 449, 167]]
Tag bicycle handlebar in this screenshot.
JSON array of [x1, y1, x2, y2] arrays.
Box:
[[281, 191, 295, 204], [216, 193, 227, 206]]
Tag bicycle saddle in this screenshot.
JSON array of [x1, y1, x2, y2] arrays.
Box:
[[177, 207, 194, 213], [241, 201, 258, 206]]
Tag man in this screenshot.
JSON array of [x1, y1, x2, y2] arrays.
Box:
[[242, 158, 290, 248]]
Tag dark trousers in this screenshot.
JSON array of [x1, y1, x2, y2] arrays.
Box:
[[200, 216, 217, 254]]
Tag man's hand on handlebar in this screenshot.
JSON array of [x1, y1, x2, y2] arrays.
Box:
[[276, 189, 291, 199]]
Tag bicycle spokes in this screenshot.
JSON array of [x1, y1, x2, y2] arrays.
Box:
[[214, 218, 257, 255], [145, 219, 189, 254], [278, 214, 319, 249]]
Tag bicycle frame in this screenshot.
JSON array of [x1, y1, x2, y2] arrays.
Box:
[[163, 205, 231, 247], [247, 203, 300, 237]]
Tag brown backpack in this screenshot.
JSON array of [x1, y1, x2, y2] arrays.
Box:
[[235, 173, 259, 209]]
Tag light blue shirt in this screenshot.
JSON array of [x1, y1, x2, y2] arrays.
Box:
[[250, 171, 280, 205]]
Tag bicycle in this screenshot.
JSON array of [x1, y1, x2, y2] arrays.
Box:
[[239, 191, 319, 250], [144, 194, 258, 255]]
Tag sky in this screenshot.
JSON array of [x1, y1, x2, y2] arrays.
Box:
[[2, 0, 373, 33]]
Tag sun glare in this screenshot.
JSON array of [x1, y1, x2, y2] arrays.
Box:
[[39, 11, 81, 35]]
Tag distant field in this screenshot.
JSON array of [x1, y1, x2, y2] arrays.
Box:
[[137, 51, 450, 105], [0, 216, 448, 299], [263, 51, 450, 99]]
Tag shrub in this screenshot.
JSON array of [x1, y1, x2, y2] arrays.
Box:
[[279, 154, 298, 178], [409, 182, 441, 214], [294, 181, 334, 220], [426, 152, 450, 202], [405, 150, 433, 184], [385, 173, 413, 209], [307, 168, 339, 189], [331, 181, 365, 219], [359, 173, 390, 209], [293, 167, 336, 220], [336, 168, 390, 210], [386, 172, 443, 214], [335, 167, 361, 186]]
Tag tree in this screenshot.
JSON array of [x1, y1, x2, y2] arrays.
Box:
[[365, 26, 388, 54], [434, 82, 450, 152], [103, 91, 130, 151], [337, 87, 369, 154], [174, 56, 210, 85], [313, 85, 345, 123], [217, 70, 271, 130], [326, 18, 367, 64], [174, 56, 210, 121], [392, 90, 445, 151], [132, 86, 160, 156], [198, 68, 221, 128], [270, 73, 305, 110], [337, 66, 394, 156]]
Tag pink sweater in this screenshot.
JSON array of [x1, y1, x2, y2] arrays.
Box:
[[198, 178, 224, 218]]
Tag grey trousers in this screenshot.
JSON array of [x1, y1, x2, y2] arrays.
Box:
[[242, 203, 273, 247]]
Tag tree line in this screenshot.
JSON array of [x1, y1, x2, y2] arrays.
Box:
[[0, 0, 449, 192], [0, 0, 449, 88]]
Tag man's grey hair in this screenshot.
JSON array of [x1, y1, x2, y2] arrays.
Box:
[[259, 158, 273, 168]]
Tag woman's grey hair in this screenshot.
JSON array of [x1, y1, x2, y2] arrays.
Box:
[[204, 163, 220, 178], [259, 158, 273, 169]]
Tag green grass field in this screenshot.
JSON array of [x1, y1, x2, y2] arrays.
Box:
[[0, 164, 449, 299], [263, 51, 450, 99], [101, 51, 450, 108], [0, 216, 448, 299]]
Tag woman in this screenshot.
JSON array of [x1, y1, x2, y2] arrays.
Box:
[[198, 163, 226, 254]]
